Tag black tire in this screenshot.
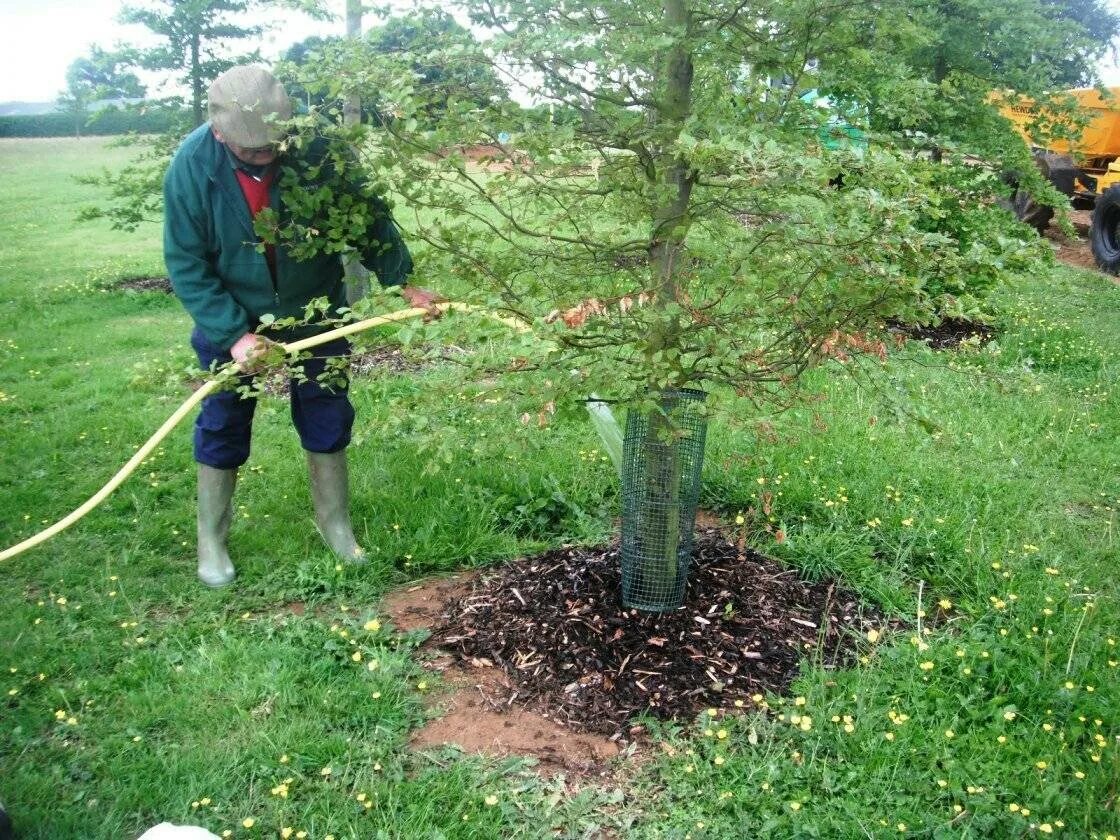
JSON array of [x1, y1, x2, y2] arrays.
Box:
[[1090, 185, 1120, 274]]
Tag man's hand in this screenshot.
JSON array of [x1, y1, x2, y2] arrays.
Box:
[[229, 332, 277, 373], [400, 285, 444, 321]]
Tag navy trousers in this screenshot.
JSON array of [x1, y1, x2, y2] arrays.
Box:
[[190, 327, 355, 469]]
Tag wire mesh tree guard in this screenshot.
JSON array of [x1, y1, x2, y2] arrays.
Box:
[[620, 389, 708, 611]]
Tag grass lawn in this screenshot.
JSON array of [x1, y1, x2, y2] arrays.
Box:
[[1, 136, 1118, 838]]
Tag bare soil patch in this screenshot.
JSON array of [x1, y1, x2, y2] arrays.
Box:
[[381, 570, 479, 633], [432, 531, 883, 740], [117, 275, 173, 293], [1045, 209, 1100, 273], [382, 569, 624, 774], [434, 143, 532, 173], [409, 660, 622, 774]]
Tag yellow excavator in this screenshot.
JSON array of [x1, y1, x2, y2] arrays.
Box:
[[1000, 87, 1120, 273]]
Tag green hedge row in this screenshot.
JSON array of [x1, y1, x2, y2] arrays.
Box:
[[0, 107, 186, 138]]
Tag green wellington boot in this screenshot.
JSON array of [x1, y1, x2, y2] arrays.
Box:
[[197, 464, 238, 587], [307, 450, 366, 562]]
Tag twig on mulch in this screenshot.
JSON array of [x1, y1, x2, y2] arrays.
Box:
[[432, 529, 888, 739]]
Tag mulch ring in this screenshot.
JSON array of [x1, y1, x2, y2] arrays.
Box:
[[430, 528, 889, 741], [888, 317, 995, 350], [116, 275, 173, 293]]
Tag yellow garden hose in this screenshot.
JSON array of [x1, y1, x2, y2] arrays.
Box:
[[0, 301, 530, 562]]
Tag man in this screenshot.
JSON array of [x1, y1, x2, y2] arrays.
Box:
[[164, 65, 438, 587]]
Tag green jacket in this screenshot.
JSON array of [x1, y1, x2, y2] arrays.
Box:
[[163, 123, 412, 350]]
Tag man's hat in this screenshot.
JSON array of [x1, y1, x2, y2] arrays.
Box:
[[207, 66, 292, 148]]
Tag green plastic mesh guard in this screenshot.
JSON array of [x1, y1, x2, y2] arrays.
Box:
[[620, 389, 708, 611]]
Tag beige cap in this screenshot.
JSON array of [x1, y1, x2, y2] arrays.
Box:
[[207, 66, 292, 147]]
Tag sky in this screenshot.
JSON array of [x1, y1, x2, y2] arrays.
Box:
[[0, 0, 345, 103], [2, 0, 1120, 104]]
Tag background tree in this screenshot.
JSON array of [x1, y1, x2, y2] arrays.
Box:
[[280, 35, 341, 108], [56, 48, 145, 138], [117, 0, 267, 127], [78, 0, 329, 229], [1044, 0, 1120, 87], [365, 11, 508, 119], [278, 10, 506, 126], [820, 0, 1120, 160]]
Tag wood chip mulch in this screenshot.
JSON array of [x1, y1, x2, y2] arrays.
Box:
[[432, 529, 886, 739]]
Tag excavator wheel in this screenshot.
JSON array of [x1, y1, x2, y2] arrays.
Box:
[[1090, 185, 1120, 274]]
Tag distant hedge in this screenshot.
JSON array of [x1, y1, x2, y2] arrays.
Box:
[[0, 107, 185, 138]]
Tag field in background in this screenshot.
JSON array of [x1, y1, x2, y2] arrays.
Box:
[[1, 137, 1118, 838]]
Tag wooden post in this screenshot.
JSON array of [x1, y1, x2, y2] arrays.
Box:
[[343, 0, 372, 304]]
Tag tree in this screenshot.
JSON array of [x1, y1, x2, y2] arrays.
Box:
[[268, 0, 1054, 605], [117, 0, 266, 127], [820, 0, 1119, 160], [78, 0, 330, 230], [56, 48, 145, 137], [365, 11, 508, 118], [280, 35, 341, 108], [1043, 0, 1120, 88], [278, 9, 506, 126]]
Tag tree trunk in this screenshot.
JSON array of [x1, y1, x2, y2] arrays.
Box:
[[636, 0, 695, 601], [190, 33, 204, 128], [344, 0, 363, 128], [343, 0, 372, 304], [930, 2, 950, 164]]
